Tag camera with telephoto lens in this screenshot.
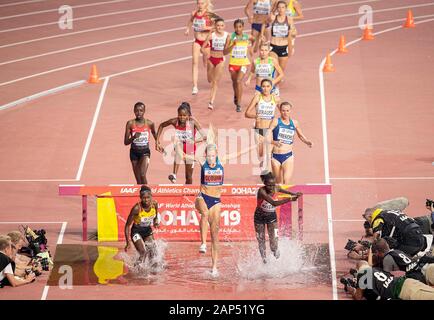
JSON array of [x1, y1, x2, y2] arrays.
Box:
[[22, 226, 48, 256], [340, 269, 358, 292], [344, 239, 371, 252], [426, 199, 434, 208]]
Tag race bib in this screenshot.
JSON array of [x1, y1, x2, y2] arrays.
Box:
[[278, 127, 295, 144], [260, 201, 275, 212], [254, 0, 270, 15], [257, 103, 275, 120], [139, 216, 154, 227], [133, 131, 149, 147], [212, 37, 226, 51], [232, 46, 248, 59], [176, 129, 193, 142], [132, 233, 141, 242], [256, 64, 272, 78], [193, 18, 206, 32], [273, 25, 289, 37], [204, 169, 223, 185]]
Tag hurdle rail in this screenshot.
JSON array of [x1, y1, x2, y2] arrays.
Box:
[[59, 184, 332, 241]]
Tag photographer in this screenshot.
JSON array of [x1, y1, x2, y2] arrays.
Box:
[[414, 199, 434, 236], [0, 235, 35, 287], [372, 238, 434, 286], [345, 260, 434, 300], [363, 208, 427, 257], [345, 222, 374, 260]]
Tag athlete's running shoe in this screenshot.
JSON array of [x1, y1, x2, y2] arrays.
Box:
[[199, 243, 207, 253], [192, 87, 199, 95], [168, 174, 177, 183]]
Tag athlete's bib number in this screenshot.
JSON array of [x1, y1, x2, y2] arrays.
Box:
[[140, 216, 153, 227], [212, 38, 226, 51], [278, 127, 295, 144], [256, 64, 273, 78], [193, 18, 206, 32], [273, 25, 289, 37], [257, 103, 275, 119], [254, 1, 270, 15], [133, 131, 149, 147], [232, 46, 248, 59], [261, 202, 275, 212], [398, 253, 412, 264], [204, 169, 223, 185], [176, 130, 193, 142]]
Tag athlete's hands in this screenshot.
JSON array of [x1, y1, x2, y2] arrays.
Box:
[[305, 140, 313, 148], [124, 242, 130, 252], [184, 28, 190, 36], [248, 15, 253, 24], [244, 78, 251, 87]]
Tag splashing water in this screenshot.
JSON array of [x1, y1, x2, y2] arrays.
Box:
[[119, 239, 168, 278], [234, 237, 314, 280]]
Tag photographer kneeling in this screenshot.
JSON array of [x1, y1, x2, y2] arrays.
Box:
[[0, 235, 35, 287], [372, 238, 434, 286], [363, 207, 427, 257], [345, 260, 434, 300]]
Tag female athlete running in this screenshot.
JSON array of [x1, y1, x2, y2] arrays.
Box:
[[156, 102, 206, 184], [244, 42, 284, 96], [244, 0, 277, 52], [245, 79, 280, 172], [124, 185, 160, 266], [224, 19, 255, 112], [185, 0, 215, 95], [268, 101, 312, 184], [201, 17, 229, 110], [124, 102, 159, 185], [265, 1, 296, 73], [255, 172, 301, 263]]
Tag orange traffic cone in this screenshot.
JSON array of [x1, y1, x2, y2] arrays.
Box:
[[337, 35, 348, 53], [88, 64, 100, 84], [403, 10, 415, 28], [323, 54, 335, 72], [362, 25, 374, 40]]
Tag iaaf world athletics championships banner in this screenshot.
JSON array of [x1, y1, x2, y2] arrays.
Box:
[[96, 185, 278, 241]]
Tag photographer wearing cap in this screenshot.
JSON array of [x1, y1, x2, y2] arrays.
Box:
[[0, 235, 35, 287], [363, 208, 426, 257], [414, 199, 434, 236], [346, 260, 434, 300], [372, 238, 434, 286], [345, 221, 374, 260]]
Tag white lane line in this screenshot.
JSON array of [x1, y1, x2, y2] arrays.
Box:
[[333, 219, 365, 222], [318, 49, 338, 301], [40, 221, 67, 301], [57, 222, 68, 245], [0, 0, 383, 42], [0, 221, 64, 224], [319, 17, 434, 300], [331, 177, 434, 180], [0, 0, 135, 20], [0, 179, 78, 182], [2, 2, 428, 67], [0, 80, 85, 111], [0, 0, 46, 8], [41, 286, 49, 300], [75, 77, 110, 180], [4, 12, 434, 89]]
